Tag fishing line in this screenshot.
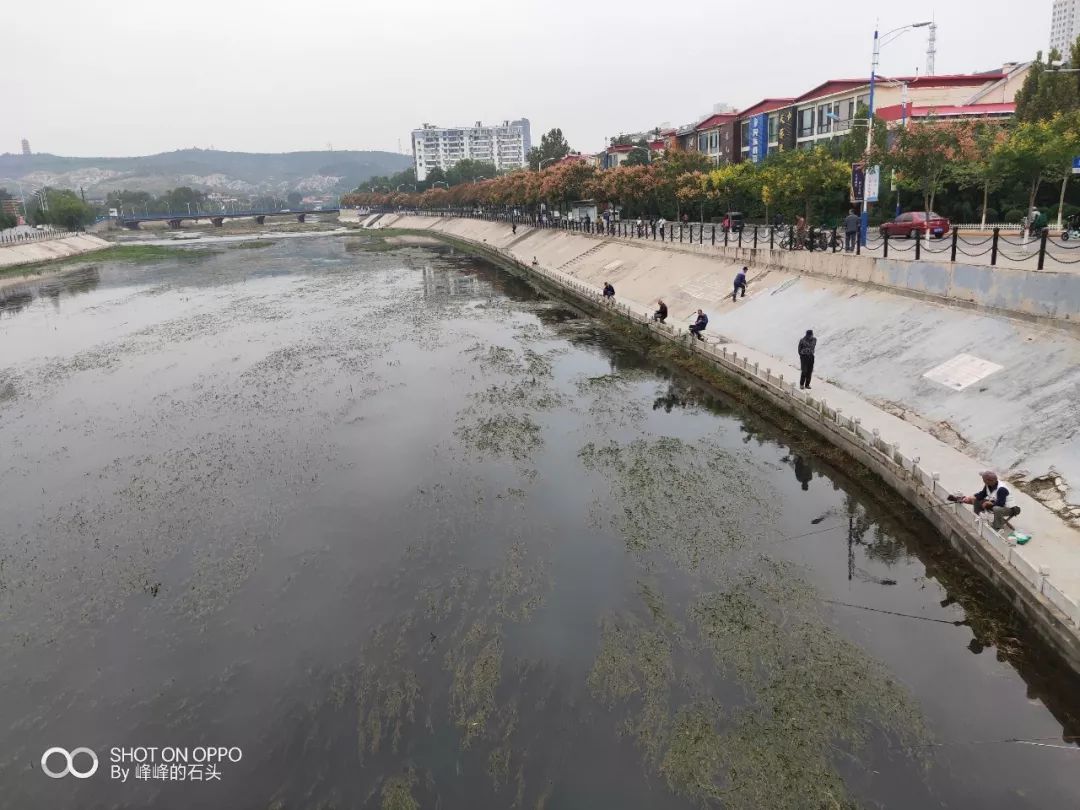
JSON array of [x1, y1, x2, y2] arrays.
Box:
[[822, 599, 966, 626], [913, 735, 1080, 750]]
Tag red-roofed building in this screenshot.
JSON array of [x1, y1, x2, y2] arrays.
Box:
[[602, 143, 639, 169], [791, 63, 1031, 149], [733, 99, 796, 162], [693, 113, 738, 165]]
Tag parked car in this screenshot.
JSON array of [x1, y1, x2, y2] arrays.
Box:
[[878, 211, 951, 239]]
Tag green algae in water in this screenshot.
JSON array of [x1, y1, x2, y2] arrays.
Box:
[[455, 412, 543, 461], [380, 770, 420, 810], [471, 381, 566, 412], [583, 557, 930, 808], [579, 436, 776, 572]]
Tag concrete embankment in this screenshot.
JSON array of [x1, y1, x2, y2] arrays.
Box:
[[380, 213, 1080, 674], [0, 234, 111, 272]]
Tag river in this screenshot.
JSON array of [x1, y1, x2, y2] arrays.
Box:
[[0, 235, 1077, 809]]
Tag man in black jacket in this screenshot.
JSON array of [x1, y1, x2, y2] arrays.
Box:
[[798, 329, 816, 389], [689, 310, 708, 341], [844, 209, 860, 251], [653, 299, 668, 323]]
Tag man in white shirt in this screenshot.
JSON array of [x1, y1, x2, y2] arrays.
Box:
[[950, 470, 1021, 530]]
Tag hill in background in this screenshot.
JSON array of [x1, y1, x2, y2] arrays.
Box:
[[0, 148, 412, 197]]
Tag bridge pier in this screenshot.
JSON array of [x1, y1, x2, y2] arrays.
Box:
[[255, 215, 265, 225], [296, 213, 306, 223], [211, 217, 225, 228], [168, 219, 183, 229]]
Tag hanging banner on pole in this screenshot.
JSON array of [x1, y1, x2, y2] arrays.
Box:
[[865, 165, 880, 202], [749, 114, 768, 163], [850, 163, 865, 204]]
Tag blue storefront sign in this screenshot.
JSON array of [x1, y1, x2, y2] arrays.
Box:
[[749, 113, 768, 163]]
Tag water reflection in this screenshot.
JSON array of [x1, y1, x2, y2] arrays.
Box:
[[0, 266, 100, 317]]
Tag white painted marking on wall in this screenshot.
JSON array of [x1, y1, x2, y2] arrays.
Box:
[[603, 260, 624, 271], [923, 353, 1003, 390]]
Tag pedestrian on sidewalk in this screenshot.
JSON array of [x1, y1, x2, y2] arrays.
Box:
[[798, 329, 816, 389], [512, 221, 517, 235], [844, 209, 860, 252], [658, 217, 667, 242], [949, 471, 1022, 531], [732, 267, 747, 302], [795, 215, 807, 249]]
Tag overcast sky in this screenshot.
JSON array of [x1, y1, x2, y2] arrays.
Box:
[[7, 0, 1049, 158]]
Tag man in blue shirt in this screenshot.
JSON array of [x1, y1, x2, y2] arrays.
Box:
[[732, 267, 747, 302], [949, 470, 1021, 530]]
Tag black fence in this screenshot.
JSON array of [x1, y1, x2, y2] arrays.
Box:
[[399, 209, 1075, 269]]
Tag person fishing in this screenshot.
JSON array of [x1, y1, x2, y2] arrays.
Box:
[[602, 282, 615, 303], [948, 470, 1021, 530], [798, 329, 816, 389], [732, 267, 747, 302], [653, 299, 668, 323], [689, 309, 708, 341]]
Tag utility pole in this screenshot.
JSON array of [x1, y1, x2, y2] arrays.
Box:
[[926, 21, 937, 76]]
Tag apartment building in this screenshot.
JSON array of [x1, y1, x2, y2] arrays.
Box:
[[1051, 0, 1080, 56], [412, 119, 532, 181]]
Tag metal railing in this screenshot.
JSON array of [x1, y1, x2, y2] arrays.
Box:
[[401, 208, 1077, 270], [475, 239, 1080, 632], [0, 229, 83, 248]]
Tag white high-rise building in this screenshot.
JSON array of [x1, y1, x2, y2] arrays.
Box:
[[1050, 0, 1080, 57], [412, 119, 531, 181]]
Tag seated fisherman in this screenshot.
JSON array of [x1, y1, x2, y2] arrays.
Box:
[[948, 470, 1021, 530], [689, 309, 708, 341]]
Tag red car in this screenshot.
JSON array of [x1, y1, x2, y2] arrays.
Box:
[[879, 211, 951, 239]]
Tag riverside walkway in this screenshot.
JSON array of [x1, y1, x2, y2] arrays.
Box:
[[377, 213, 1080, 672]]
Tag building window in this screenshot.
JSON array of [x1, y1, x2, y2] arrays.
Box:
[[699, 133, 708, 152], [798, 108, 814, 138], [817, 103, 837, 134], [740, 120, 751, 146], [767, 114, 777, 144], [709, 131, 718, 151]]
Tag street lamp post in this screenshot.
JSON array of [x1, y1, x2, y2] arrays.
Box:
[[537, 157, 557, 172], [861, 20, 931, 246]]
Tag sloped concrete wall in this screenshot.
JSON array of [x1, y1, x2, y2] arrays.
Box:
[[0, 234, 110, 270], [386, 216, 1080, 323]]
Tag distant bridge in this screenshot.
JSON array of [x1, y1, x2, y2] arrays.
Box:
[[118, 208, 339, 229]]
